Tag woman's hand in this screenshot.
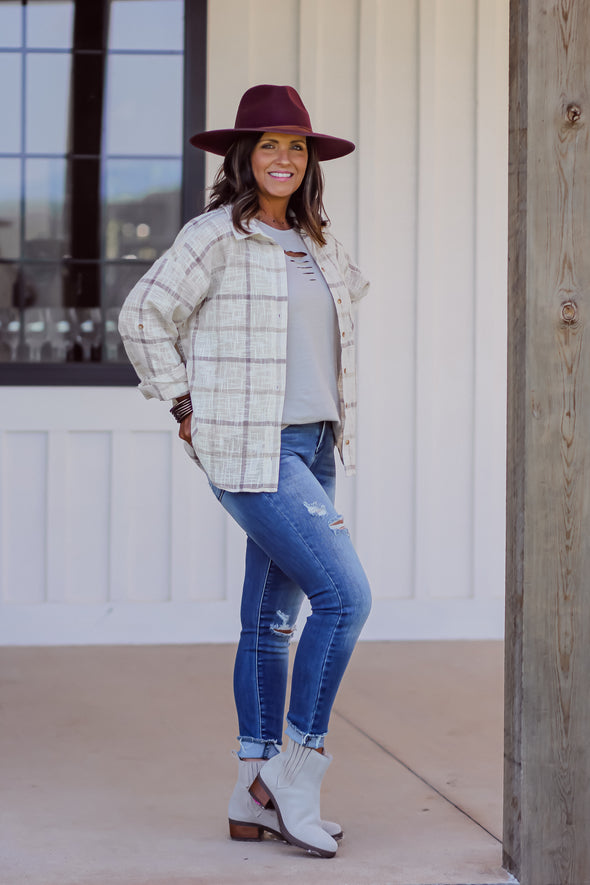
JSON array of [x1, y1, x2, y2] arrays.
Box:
[[179, 413, 192, 445]]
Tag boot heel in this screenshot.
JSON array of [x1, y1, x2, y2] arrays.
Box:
[[229, 819, 264, 841], [248, 774, 272, 808]]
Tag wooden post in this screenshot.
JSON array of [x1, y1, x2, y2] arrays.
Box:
[[505, 1, 590, 883]]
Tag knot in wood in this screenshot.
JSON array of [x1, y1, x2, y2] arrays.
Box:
[[566, 103, 581, 124], [560, 301, 578, 325]]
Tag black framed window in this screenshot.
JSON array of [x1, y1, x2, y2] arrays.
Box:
[[0, 0, 206, 385]]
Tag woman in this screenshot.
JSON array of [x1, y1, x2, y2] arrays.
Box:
[[119, 84, 371, 859]]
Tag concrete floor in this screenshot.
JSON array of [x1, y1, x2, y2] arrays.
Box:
[[0, 641, 516, 885]]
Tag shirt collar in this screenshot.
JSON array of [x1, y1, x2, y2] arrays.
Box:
[[222, 205, 261, 240]]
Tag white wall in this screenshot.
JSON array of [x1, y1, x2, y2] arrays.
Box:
[[0, 0, 508, 644]]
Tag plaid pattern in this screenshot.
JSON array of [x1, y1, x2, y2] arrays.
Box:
[[119, 206, 369, 492]]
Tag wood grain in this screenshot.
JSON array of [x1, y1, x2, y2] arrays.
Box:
[[505, 0, 590, 882]]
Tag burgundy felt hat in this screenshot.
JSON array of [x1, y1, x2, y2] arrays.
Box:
[[190, 84, 355, 161]]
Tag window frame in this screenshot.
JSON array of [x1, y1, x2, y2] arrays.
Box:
[[0, 0, 207, 387]]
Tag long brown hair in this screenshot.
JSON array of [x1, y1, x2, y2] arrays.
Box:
[[206, 133, 329, 246]]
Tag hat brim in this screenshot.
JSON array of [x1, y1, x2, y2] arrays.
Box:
[[189, 126, 355, 161]]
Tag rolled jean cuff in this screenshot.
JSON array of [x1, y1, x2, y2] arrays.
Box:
[[238, 737, 281, 760], [285, 720, 327, 749]]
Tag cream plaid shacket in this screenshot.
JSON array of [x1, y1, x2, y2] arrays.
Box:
[[119, 206, 369, 492]]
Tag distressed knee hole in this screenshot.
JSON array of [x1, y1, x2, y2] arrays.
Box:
[[271, 609, 295, 638], [304, 501, 349, 535], [329, 516, 349, 535], [303, 501, 327, 517]]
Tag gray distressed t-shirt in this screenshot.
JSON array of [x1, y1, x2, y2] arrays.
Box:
[[258, 222, 340, 425]]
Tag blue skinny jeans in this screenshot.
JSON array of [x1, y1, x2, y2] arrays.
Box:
[[209, 422, 372, 758]]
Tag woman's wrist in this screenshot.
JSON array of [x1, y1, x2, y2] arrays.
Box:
[[170, 393, 193, 423]]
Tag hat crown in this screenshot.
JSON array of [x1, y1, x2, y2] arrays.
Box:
[[234, 84, 313, 133], [189, 83, 354, 160]]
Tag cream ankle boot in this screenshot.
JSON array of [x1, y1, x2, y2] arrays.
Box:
[[249, 742, 338, 858], [228, 754, 342, 842]]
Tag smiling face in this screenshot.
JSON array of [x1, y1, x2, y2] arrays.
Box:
[[250, 132, 308, 204]]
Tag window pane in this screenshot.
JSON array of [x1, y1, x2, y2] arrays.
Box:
[[62, 262, 100, 309], [20, 261, 101, 311], [105, 159, 181, 260], [27, 1, 74, 50], [22, 262, 63, 309], [24, 158, 66, 259], [0, 268, 18, 315], [109, 0, 183, 51], [0, 159, 21, 260], [103, 262, 151, 308], [103, 263, 150, 361], [25, 158, 104, 262], [26, 53, 72, 154], [105, 55, 183, 156], [0, 3, 22, 47], [0, 55, 22, 152]]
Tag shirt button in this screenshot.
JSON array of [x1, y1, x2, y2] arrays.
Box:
[[345, 439, 350, 445], [341, 331, 345, 338], [138, 323, 144, 329], [343, 368, 347, 374], [337, 298, 342, 304]]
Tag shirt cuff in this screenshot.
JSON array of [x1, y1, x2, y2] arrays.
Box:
[[137, 367, 190, 401]]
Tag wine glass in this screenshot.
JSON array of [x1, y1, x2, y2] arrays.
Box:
[[0, 308, 22, 361], [45, 307, 73, 362], [24, 308, 48, 361], [76, 307, 102, 361], [104, 306, 122, 361]]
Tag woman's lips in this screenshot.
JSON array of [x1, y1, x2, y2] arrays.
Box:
[[268, 171, 293, 179]]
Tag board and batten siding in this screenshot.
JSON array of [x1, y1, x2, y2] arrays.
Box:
[[0, 0, 509, 645]]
